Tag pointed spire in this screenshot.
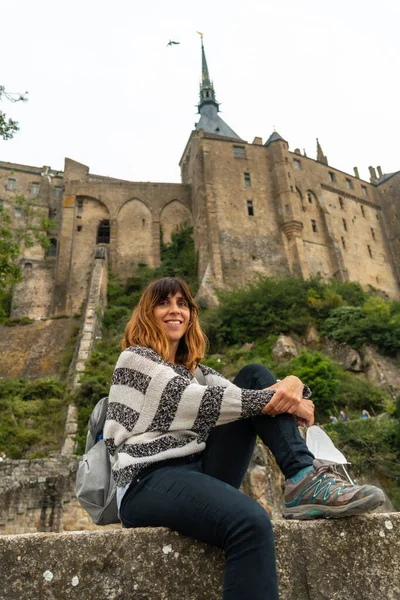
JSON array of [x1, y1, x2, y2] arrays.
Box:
[[198, 34, 219, 112], [194, 33, 241, 140], [316, 138, 328, 165]]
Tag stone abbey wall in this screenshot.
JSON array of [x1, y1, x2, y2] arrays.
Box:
[[1, 129, 399, 321]]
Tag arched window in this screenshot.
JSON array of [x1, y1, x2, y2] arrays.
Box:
[[47, 238, 57, 257], [24, 262, 33, 270], [97, 220, 110, 244]]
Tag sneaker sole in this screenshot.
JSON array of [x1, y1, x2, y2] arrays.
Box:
[[283, 489, 386, 520]]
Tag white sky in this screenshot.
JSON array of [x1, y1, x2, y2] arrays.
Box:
[[1, 0, 399, 184]]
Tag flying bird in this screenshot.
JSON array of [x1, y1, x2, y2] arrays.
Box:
[[167, 40, 180, 47]]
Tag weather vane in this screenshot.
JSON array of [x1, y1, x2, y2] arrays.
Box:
[[196, 31, 204, 40]]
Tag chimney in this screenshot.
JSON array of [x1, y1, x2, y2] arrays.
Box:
[[252, 136, 263, 145], [377, 166, 383, 178], [353, 167, 360, 179], [369, 166, 377, 182], [294, 148, 301, 154]]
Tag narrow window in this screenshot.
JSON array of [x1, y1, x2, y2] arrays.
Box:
[[47, 238, 57, 257], [247, 200, 254, 216], [290, 185, 293, 192], [7, 178, 16, 191], [328, 172, 336, 183], [142, 218, 145, 227], [345, 178, 353, 190], [361, 205, 365, 218], [77, 199, 83, 214], [307, 192, 313, 204], [361, 185, 367, 197], [285, 157, 289, 164], [293, 159, 301, 170], [233, 145, 246, 159], [31, 182, 40, 195], [367, 245, 373, 258], [311, 219, 317, 233], [97, 220, 110, 244], [285, 204, 290, 214], [244, 172, 251, 187], [371, 228, 375, 240], [14, 206, 22, 217], [341, 236, 346, 249], [77, 225, 82, 232], [339, 197, 344, 209], [288, 171, 291, 178], [376, 212, 380, 220], [342, 218, 347, 232], [53, 186, 63, 199]]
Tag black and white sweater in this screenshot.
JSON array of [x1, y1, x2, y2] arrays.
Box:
[[104, 346, 293, 487]]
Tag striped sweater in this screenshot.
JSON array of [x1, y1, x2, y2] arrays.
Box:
[[104, 346, 288, 487]]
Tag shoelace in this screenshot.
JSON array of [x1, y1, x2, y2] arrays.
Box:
[[314, 462, 351, 485]]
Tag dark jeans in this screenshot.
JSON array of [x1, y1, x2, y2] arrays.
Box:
[[120, 364, 314, 600]]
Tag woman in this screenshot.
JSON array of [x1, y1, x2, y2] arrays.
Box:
[[104, 277, 385, 600]]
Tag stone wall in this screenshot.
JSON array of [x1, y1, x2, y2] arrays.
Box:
[[0, 457, 120, 536], [179, 130, 400, 299], [0, 514, 399, 600], [0, 441, 284, 536], [0, 318, 79, 379]]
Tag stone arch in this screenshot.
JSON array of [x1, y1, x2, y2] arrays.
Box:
[[160, 200, 193, 245], [117, 198, 154, 276], [74, 195, 110, 243]]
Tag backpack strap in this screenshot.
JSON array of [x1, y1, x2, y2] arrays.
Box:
[[194, 366, 206, 385]]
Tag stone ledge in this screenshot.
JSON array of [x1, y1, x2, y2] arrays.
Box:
[[0, 513, 399, 600]]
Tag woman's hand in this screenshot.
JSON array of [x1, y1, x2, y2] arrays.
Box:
[[261, 376, 315, 427]]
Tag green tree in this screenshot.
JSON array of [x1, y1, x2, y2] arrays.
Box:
[[0, 86, 28, 140], [0, 195, 55, 318]]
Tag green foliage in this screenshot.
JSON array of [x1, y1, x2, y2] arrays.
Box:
[[274, 351, 340, 419], [202, 275, 399, 357], [324, 299, 400, 355], [273, 350, 391, 421], [0, 197, 56, 319], [325, 417, 400, 509], [0, 85, 28, 140], [5, 316, 35, 326], [0, 377, 68, 458], [204, 276, 314, 351]]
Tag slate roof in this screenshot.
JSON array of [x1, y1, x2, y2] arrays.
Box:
[[264, 131, 286, 146], [195, 104, 241, 139]]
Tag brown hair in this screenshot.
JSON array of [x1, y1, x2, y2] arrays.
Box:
[[122, 277, 207, 371]]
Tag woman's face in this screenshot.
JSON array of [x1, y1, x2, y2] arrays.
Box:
[[153, 292, 191, 344]]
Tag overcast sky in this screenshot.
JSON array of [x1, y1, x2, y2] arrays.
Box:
[[1, 0, 399, 184]]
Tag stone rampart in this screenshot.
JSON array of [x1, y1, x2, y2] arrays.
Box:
[[0, 514, 399, 600], [0, 457, 110, 535]]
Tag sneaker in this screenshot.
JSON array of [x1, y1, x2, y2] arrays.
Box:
[[283, 459, 386, 520]]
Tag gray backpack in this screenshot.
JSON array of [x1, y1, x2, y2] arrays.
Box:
[[75, 396, 120, 525], [75, 367, 207, 526]]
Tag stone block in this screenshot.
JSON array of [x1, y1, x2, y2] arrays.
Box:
[[0, 514, 399, 600]]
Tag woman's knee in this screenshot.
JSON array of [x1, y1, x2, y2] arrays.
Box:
[[233, 364, 277, 390], [230, 500, 274, 543]]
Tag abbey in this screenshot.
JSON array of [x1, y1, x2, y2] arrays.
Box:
[[1, 39, 399, 318]]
